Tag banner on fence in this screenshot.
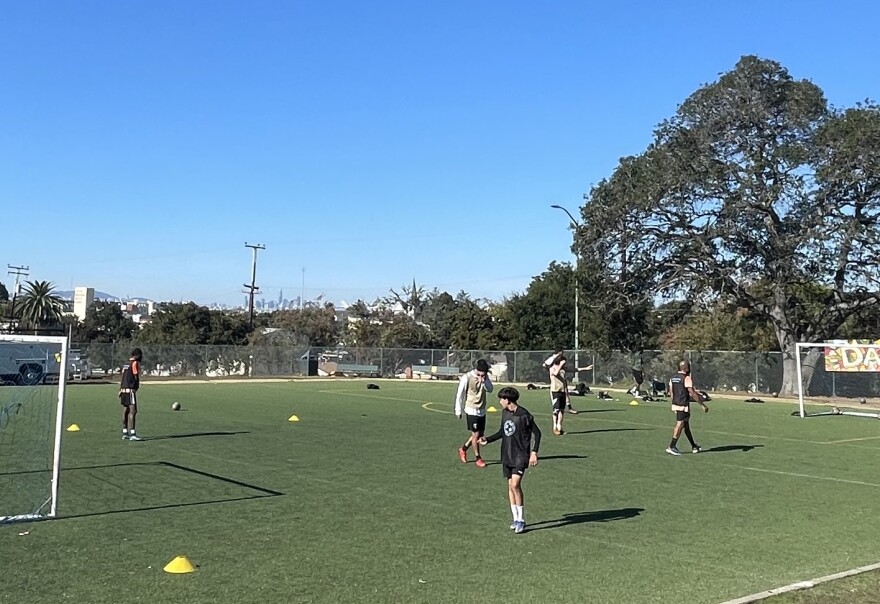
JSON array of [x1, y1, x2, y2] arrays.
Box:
[[824, 341, 880, 372]]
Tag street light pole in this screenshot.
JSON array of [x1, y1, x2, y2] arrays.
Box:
[[551, 204, 581, 382]]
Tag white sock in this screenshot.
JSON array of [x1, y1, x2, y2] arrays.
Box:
[[122, 428, 128, 434], [510, 505, 517, 520], [515, 505, 524, 522]]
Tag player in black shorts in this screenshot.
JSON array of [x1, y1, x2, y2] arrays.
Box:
[[480, 386, 541, 534], [666, 360, 708, 456], [118, 348, 143, 441]]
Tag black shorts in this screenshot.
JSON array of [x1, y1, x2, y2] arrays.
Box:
[[551, 391, 567, 412], [503, 464, 527, 479], [465, 414, 486, 435], [119, 391, 138, 407], [632, 369, 644, 384], [675, 409, 691, 421]]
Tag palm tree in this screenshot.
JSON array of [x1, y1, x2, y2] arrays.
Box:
[[17, 280, 66, 332]]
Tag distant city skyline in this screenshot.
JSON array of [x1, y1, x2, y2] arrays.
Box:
[[4, 2, 879, 307]]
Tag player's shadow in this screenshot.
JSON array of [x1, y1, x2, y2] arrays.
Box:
[[703, 444, 764, 453], [528, 507, 645, 532], [482, 454, 586, 466], [142, 431, 250, 441], [565, 428, 652, 435]]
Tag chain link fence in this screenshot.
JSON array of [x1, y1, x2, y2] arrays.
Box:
[[74, 343, 797, 394]]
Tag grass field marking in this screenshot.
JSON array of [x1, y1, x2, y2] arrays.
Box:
[[318, 390, 436, 405], [719, 561, 880, 604], [723, 465, 880, 489], [421, 402, 451, 414], [820, 435, 880, 444]]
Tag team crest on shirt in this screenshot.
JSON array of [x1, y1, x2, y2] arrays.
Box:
[[503, 419, 516, 436]]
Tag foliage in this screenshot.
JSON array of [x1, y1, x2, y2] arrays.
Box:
[[16, 280, 66, 331], [265, 305, 341, 347], [577, 56, 880, 393]]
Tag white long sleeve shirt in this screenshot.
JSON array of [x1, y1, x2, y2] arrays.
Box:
[[454, 370, 494, 417]]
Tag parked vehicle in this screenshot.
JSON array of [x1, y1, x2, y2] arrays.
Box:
[[0, 343, 62, 385]]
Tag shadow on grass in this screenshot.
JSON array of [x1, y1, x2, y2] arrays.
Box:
[[54, 461, 283, 520], [564, 428, 653, 435], [481, 454, 587, 466], [703, 444, 764, 453], [527, 507, 645, 532], [143, 431, 250, 441], [568, 409, 622, 414]]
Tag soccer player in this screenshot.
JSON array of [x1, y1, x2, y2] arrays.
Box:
[[628, 350, 645, 397], [543, 350, 591, 414], [454, 359, 493, 468], [666, 360, 708, 456], [548, 354, 569, 435], [119, 347, 143, 441], [479, 386, 541, 534]]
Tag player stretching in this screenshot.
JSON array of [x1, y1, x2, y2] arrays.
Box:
[[455, 359, 493, 468], [480, 387, 541, 534], [119, 347, 143, 441], [548, 354, 569, 435], [666, 360, 708, 456]]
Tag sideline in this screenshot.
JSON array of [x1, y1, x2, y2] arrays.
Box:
[[719, 562, 880, 604]]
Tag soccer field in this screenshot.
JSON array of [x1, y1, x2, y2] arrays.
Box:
[[3, 379, 880, 604]]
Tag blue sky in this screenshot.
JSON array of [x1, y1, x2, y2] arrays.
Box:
[[2, 1, 878, 307]]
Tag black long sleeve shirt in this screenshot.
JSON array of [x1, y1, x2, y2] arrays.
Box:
[[484, 405, 542, 468]]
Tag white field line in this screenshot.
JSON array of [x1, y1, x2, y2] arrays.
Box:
[[725, 466, 880, 488], [821, 435, 880, 444], [719, 562, 880, 604]]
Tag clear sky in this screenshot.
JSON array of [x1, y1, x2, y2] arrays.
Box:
[[2, 1, 878, 307]]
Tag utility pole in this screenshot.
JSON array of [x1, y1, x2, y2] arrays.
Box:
[[6, 264, 29, 329], [550, 206, 581, 382], [242, 243, 265, 328]]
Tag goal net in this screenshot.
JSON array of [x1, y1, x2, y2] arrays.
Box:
[[795, 342, 880, 419], [0, 335, 69, 523]]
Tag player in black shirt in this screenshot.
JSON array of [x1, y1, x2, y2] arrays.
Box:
[[479, 386, 541, 534], [119, 348, 143, 441]]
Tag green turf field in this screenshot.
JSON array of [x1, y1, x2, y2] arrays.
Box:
[[3, 379, 880, 604]]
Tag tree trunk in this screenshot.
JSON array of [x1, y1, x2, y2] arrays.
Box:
[[777, 329, 822, 396]]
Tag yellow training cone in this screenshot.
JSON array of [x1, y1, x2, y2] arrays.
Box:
[[629, 400, 639, 406], [163, 555, 196, 574], [66, 424, 80, 432], [487, 406, 497, 413], [288, 415, 300, 422]]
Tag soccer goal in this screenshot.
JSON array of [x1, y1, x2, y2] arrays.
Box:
[[795, 342, 880, 419], [0, 334, 69, 523]]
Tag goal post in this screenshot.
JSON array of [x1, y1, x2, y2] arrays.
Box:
[[0, 334, 69, 523], [795, 341, 880, 419]]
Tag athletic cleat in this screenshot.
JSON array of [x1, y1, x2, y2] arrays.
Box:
[[692, 445, 702, 454], [510, 521, 517, 530], [553, 429, 561, 435], [567, 407, 578, 415], [665, 446, 682, 456], [122, 434, 129, 440], [128, 434, 143, 441], [514, 521, 526, 534], [458, 448, 467, 464], [475, 457, 487, 468]]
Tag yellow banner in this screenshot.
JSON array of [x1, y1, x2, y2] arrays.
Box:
[[824, 342, 880, 372]]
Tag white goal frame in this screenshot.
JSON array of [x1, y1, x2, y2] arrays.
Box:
[[0, 334, 69, 522], [795, 342, 880, 419]]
